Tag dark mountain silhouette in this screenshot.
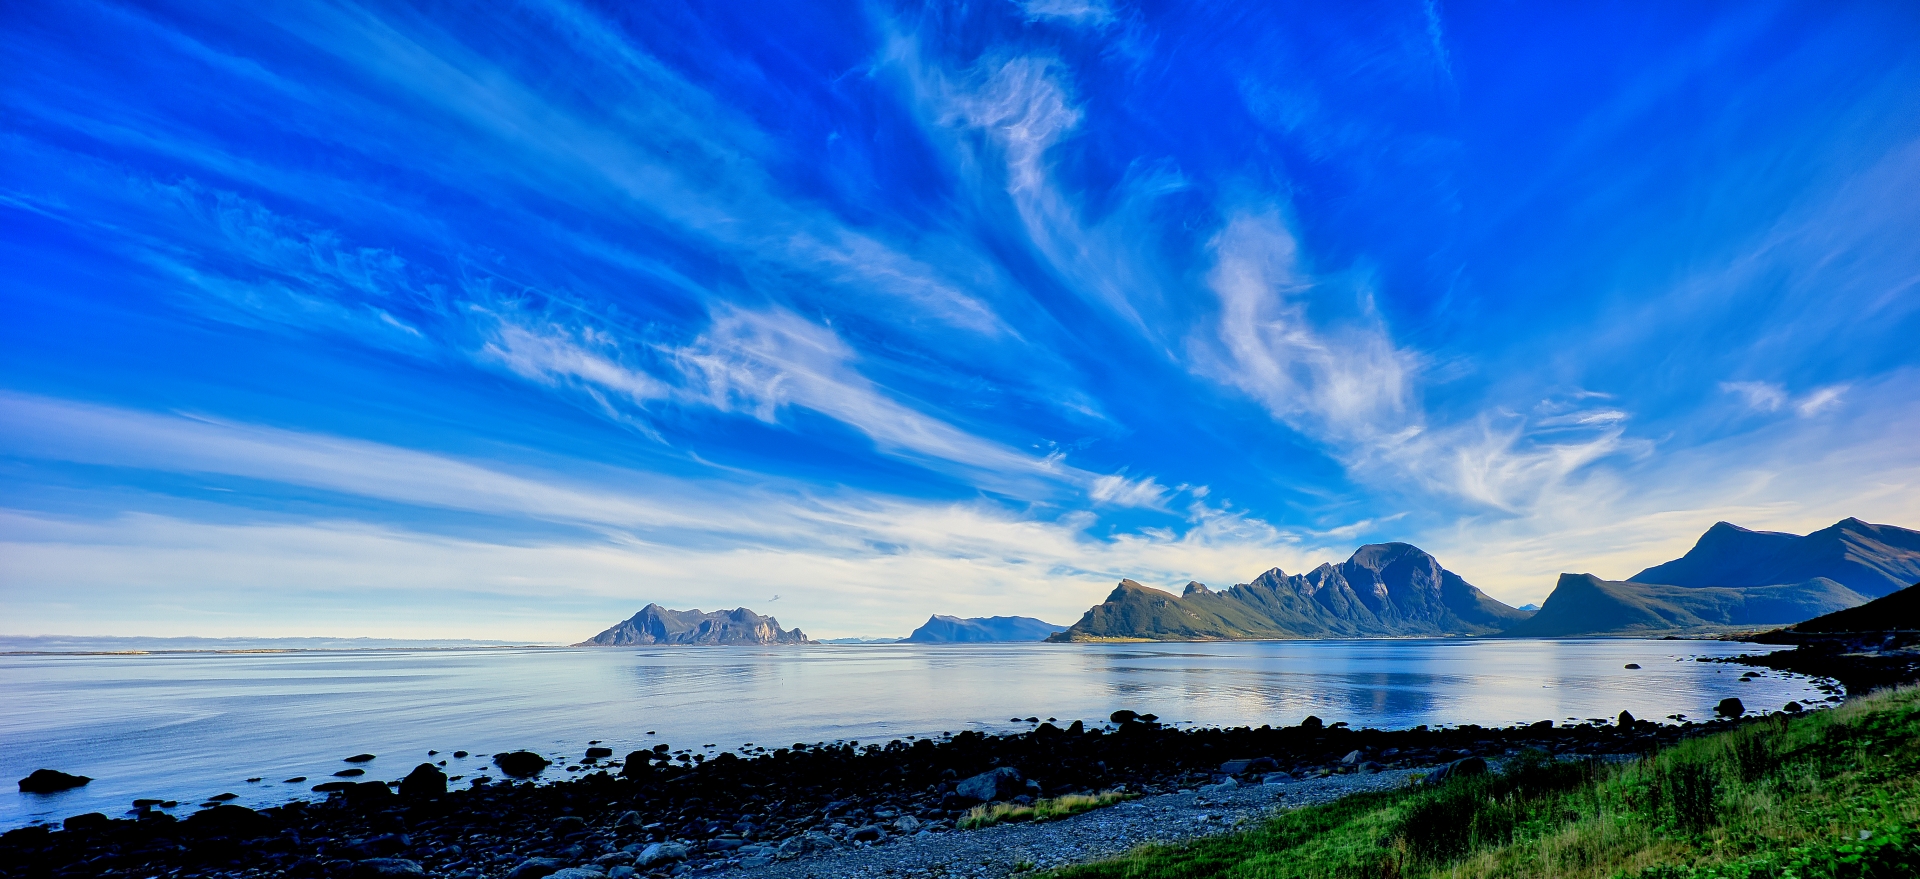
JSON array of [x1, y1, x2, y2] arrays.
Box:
[[575, 604, 812, 646], [902, 615, 1066, 643], [1631, 518, 1920, 599], [1784, 581, 1920, 634], [1048, 543, 1526, 641], [1500, 574, 1866, 637]]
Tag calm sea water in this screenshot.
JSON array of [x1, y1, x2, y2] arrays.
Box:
[[1, 639, 1828, 828]]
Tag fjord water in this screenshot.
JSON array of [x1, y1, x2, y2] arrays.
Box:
[[2, 640, 1826, 828]]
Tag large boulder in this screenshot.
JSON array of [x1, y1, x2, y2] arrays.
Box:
[[1423, 756, 1488, 786], [184, 804, 269, 837], [635, 842, 690, 868], [400, 764, 446, 800], [954, 767, 1025, 803], [1219, 757, 1279, 776], [18, 770, 91, 794], [1716, 697, 1746, 718], [494, 751, 551, 778]]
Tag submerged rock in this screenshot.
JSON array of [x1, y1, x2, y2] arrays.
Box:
[[18, 769, 91, 794]]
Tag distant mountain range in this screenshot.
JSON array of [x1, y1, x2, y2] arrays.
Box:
[[575, 604, 811, 646], [1630, 518, 1920, 598], [903, 615, 1066, 643], [1500, 574, 1866, 637], [573, 519, 1919, 645], [1047, 543, 1527, 641], [1508, 518, 1920, 637]]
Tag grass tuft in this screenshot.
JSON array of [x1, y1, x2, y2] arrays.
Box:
[[960, 790, 1136, 829]]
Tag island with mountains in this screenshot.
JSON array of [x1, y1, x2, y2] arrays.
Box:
[[573, 517, 1920, 645]]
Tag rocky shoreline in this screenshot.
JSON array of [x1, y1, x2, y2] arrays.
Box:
[[4, 698, 1812, 879]]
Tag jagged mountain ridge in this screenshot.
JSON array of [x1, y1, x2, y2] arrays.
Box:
[[1631, 518, 1920, 598], [903, 615, 1066, 643], [575, 604, 812, 646], [1050, 542, 1526, 641]]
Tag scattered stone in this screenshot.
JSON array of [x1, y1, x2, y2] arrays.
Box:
[[850, 825, 884, 842], [506, 856, 565, 879], [1618, 710, 1636, 727], [334, 768, 366, 777], [1198, 777, 1238, 794], [1784, 701, 1804, 713], [284, 776, 306, 783], [353, 857, 425, 877], [1261, 772, 1293, 784], [344, 754, 378, 763], [1625, 663, 1641, 669], [585, 746, 614, 761], [552, 815, 588, 836], [18, 769, 92, 793], [1339, 749, 1363, 766], [1716, 697, 1746, 718], [546, 869, 605, 879]]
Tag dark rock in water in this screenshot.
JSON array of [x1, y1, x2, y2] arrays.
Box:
[[311, 781, 356, 793], [1299, 715, 1324, 730], [400, 763, 446, 800], [1424, 756, 1488, 786], [494, 751, 551, 778], [1716, 697, 1746, 717], [1784, 701, 1803, 713], [344, 754, 377, 763], [1625, 663, 1641, 669], [208, 792, 237, 801], [620, 751, 654, 780], [334, 768, 365, 777], [352, 858, 424, 877], [1109, 710, 1139, 724], [1618, 711, 1636, 727], [1219, 757, 1279, 776], [1529, 720, 1553, 730], [18, 769, 91, 793], [506, 857, 565, 879], [452, 750, 468, 758], [283, 777, 306, 783], [954, 766, 1024, 802], [584, 746, 614, 761], [62, 813, 109, 832]]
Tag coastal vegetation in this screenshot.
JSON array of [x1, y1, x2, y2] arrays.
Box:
[[959, 790, 1135, 829], [1051, 685, 1920, 879]]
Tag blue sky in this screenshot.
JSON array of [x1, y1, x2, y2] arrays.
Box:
[[4, 0, 1919, 640]]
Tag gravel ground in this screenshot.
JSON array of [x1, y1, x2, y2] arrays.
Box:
[[723, 768, 1426, 879]]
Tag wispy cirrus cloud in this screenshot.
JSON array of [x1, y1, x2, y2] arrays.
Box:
[[1721, 380, 1849, 417]]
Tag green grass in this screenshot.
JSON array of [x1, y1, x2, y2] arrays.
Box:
[[1050, 686, 1920, 879], [960, 790, 1138, 829]]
